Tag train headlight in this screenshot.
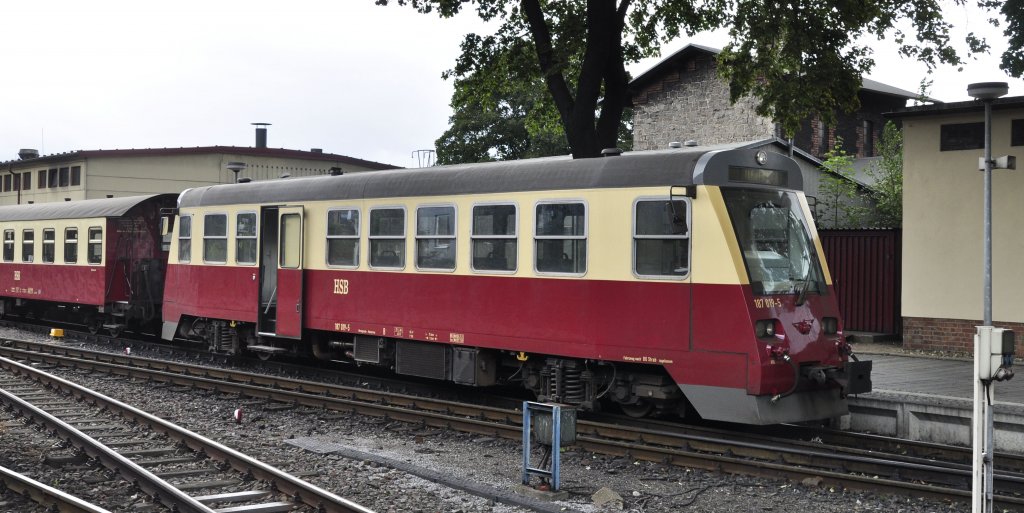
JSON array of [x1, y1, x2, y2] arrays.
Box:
[[822, 317, 839, 335], [755, 319, 777, 338]]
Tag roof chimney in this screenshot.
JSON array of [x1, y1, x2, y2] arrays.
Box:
[[18, 149, 39, 160], [252, 122, 271, 148]]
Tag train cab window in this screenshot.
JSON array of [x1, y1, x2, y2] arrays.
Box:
[[178, 215, 192, 263], [64, 228, 78, 264], [535, 202, 586, 275], [634, 199, 690, 277], [471, 204, 517, 272], [369, 207, 405, 269], [2, 230, 13, 262], [416, 205, 455, 271], [42, 229, 55, 263], [22, 229, 34, 262], [203, 214, 227, 264], [236, 212, 257, 265], [327, 208, 359, 267], [87, 227, 103, 264]]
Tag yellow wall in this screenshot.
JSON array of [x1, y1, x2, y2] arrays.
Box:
[[902, 106, 1024, 322]]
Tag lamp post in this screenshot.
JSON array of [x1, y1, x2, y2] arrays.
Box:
[[226, 161, 247, 184], [967, 81, 1008, 513]]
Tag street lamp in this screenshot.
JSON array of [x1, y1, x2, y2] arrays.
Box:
[[226, 161, 247, 183], [967, 81, 1008, 513]]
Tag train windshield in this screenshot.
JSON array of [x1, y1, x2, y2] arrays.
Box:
[[722, 188, 826, 296]]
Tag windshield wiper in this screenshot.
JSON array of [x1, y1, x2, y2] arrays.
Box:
[[795, 273, 811, 306]]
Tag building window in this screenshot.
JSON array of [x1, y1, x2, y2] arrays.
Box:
[[634, 199, 690, 277], [535, 202, 586, 275], [22, 229, 33, 262], [48, 168, 58, 188], [327, 208, 359, 267], [471, 204, 517, 272], [88, 227, 103, 264], [416, 205, 456, 271], [22, 172, 31, 191], [203, 214, 227, 263], [940, 122, 985, 151], [2, 230, 13, 262], [2, 175, 10, 192], [42, 229, 55, 263], [38, 170, 46, 189], [1012, 119, 1024, 147], [236, 212, 257, 265], [178, 215, 192, 263], [58, 167, 70, 187], [863, 120, 874, 156], [64, 228, 78, 264], [369, 207, 405, 269], [71, 166, 81, 186]]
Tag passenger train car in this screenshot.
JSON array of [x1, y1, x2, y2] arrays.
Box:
[[0, 194, 176, 335], [160, 143, 871, 425]]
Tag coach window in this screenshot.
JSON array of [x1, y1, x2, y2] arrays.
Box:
[[471, 204, 517, 272], [369, 207, 405, 269], [634, 199, 689, 278], [178, 215, 192, 263], [236, 212, 257, 265], [64, 228, 79, 264], [203, 214, 227, 263], [22, 229, 34, 262], [42, 229, 55, 263], [87, 227, 103, 264], [327, 208, 359, 267], [535, 202, 586, 275], [3, 230, 13, 262], [416, 205, 456, 271]]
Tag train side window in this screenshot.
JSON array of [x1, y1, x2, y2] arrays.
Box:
[[327, 208, 359, 267], [87, 227, 103, 264], [634, 199, 690, 278], [64, 228, 78, 264], [236, 212, 257, 265], [178, 215, 192, 263], [369, 207, 405, 269], [535, 202, 587, 275], [22, 229, 34, 263], [203, 214, 227, 264], [42, 229, 55, 263], [416, 205, 455, 271], [471, 204, 517, 272], [2, 230, 13, 262]]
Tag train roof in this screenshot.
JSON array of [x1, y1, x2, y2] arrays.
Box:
[[178, 142, 803, 208], [0, 194, 175, 222]]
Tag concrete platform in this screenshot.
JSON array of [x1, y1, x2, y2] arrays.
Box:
[[841, 349, 1024, 452]]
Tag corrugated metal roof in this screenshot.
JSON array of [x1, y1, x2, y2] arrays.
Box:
[[0, 194, 174, 221], [1, 146, 398, 170]]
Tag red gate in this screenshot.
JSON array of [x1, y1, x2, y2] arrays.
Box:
[[819, 229, 901, 335]]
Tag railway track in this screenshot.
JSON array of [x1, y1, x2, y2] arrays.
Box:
[[0, 463, 113, 513], [2, 337, 1023, 509], [0, 353, 374, 513]]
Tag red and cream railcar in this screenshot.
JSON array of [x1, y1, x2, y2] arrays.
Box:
[[0, 194, 176, 335], [162, 144, 871, 424]]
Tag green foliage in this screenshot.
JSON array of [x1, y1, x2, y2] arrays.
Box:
[[866, 121, 904, 228], [377, 0, 1022, 157], [818, 138, 870, 229]]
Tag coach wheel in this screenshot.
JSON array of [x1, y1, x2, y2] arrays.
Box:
[[108, 325, 123, 339], [620, 400, 654, 418], [87, 317, 102, 335], [257, 351, 273, 361]]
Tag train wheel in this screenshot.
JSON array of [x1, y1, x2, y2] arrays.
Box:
[[257, 351, 273, 361], [620, 400, 654, 418], [108, 325, 123, 338], [86, 316, 102, 335]]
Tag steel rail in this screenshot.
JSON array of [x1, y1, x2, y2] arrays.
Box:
[[6, 342, 1024, 508], [0, 464, 114, 513], [0, 356, 376, 513]]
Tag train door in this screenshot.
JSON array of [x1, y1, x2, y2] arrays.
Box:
[[257, 206, 304, 338]]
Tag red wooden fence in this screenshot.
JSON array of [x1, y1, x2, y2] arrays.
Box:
[[819, 229, 902, 335]]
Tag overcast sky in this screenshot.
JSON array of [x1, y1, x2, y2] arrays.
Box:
[[2, 1, 1020, 169]]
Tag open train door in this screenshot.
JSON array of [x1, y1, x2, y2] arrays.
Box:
[[275, 206, 304, 338]]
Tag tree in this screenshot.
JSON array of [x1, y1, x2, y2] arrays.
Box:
[[866, 121, 903, 228], [376, 0, 1021, 159], [818, 139, 871, 229]]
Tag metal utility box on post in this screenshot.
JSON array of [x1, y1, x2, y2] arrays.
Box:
[[521, 402, 576, 492]]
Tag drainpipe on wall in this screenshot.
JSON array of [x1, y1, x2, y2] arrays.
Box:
[[7, 162, 18, 205]]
